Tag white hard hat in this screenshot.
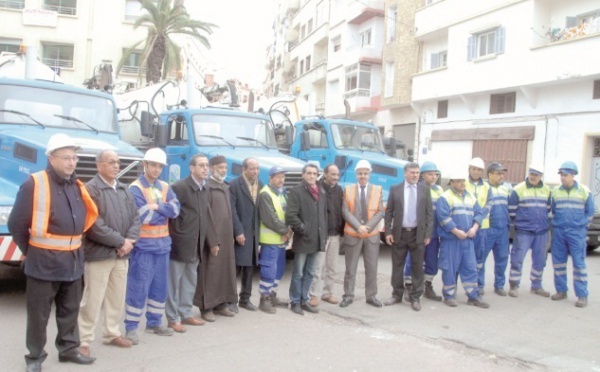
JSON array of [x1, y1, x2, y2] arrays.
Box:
[[143, 148, 167, 166], [528, 163, 544, 175], [45, 133, 80, 156], [468, 157, 485, 170], [446, 169, 468, 184], [355, 159, 372, 171]]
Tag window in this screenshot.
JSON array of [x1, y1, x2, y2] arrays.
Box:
[[467, 27, 505, 60], [305, 55, 311, 71], [301, 25, 306, 40], [594, 80, 600, 100], [489, 92, 516, 114], [384, 62, 394, 97], [307, 19, 313, 34], [124, 0, 157, 21], [437, 100, 448, 118], [41, 43, 74, 68], [344, 63, 371, 96], [316, 1, 325, 27], [430, 50, 447, 69], [0, 0, 24, 9], [44, 0, 77, 15], [360, 29, 372, 47], [121, 50, 144, 74], [307, 127, 328, 148], [332, 36, 341, 52], [387, 6, 397, 43], [0, 38, 21, 53]]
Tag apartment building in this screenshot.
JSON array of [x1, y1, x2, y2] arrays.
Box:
[[0, 0, 210, 91], [412, 0, 600, 190]]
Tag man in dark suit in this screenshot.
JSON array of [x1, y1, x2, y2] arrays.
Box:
[[167, 154, 219, 332], [339, 160, 385, 308], [384, 162, 433, 311], [229, 157, 264, 311]]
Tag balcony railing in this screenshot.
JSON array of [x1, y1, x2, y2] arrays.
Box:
[[0, 0, 24, 9], [42, 58, 73, 68], [344, 88, 370, 98], [121, 65, 146, 75], [43, 4, 76, 15]]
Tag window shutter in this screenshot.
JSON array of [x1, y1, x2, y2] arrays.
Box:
[[565, 16, 577, 28], [467, 35, 476, 61], [495, 27, 505, 54], [430, 53, 440, 69]]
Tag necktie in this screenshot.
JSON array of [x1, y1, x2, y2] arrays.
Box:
[[407, 184, 417, 226], [360, 185, 368, 223]]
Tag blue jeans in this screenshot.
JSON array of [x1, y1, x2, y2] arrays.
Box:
[[289, 252, 319, 305]]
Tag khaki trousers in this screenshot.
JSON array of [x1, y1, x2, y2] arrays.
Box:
[[78, 259, 128, 345]]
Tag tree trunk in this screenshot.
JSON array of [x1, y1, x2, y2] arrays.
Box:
[[146, 34, 166, 84]]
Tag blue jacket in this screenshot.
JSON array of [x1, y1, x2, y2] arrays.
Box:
[[551, 181, 594, 229], [508, 178, 551, 233], [488, 182, 510, 229], [429, 183, 443, 238], [437, 188, 483, 240], [130, 175, 180, 254]]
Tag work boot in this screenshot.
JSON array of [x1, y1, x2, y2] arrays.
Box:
[[530, 288, 550, 298], [259, 295, 276, 314], [509, 281, 519, 297], [271, 292, 289, 308], [494, 288, 507, 296], [467, 297, 490, 309], [444, 298, 458, 307], [575, 297, 588, 308], [551, 292, 567, 301], [424, 281, 442, 301], [403, 283, 412, 302]]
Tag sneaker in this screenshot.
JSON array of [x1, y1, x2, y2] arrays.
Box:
[[125, 329, 139, 345], [494, 288, 507, 296], [551, 292, 567, 301], [145, 325, 174, 336], [530, 288, 550, 298], [467, 297, 490, 309], [444, 298, 458, 307], [575, 297, 588, 308]]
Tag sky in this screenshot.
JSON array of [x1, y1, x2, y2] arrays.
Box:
[[185, 0, 276, 89]]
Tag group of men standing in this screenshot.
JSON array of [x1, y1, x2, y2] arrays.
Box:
[[7, 133, 594, 372]]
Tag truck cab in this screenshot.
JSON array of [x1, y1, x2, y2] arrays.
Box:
[[0, 77, 144, 265], [284, 117, 408, 200]]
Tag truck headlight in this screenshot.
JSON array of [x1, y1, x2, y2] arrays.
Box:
[[0, 206, 13, 225]]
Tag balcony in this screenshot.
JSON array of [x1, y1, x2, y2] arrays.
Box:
[[345, 45, 382, 64], [42, 58, 73, 69], [290, 59, 327, 85], [531, 1, 600, 47], [347, 0, 384, 25], [280, 0, 300, 16]]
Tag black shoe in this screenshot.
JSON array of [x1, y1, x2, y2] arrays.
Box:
[[26, 362, 42, 372], [229, 303, 239, 313], [339, 298, 353, 308], [384, 296, 402, 306], [301, 303, 319, 314], [290, 303, 304, 315], [366, 298, 383, 308], [239, 300, 258, 311], [58, 351, 96, 365]]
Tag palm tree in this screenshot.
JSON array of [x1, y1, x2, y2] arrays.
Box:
[[118, 0, 215, 84]]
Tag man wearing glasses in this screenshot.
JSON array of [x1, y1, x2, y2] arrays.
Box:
[[9, 133, 99, 371], [78, 150, 141, 355]]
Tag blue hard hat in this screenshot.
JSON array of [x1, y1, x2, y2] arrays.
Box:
[[420, 161, 440, 174], [558, 161, 578, 175], [269, 166, 287, 177]]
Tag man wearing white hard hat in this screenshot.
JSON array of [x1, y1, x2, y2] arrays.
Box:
[[465, 157, 493, 295], [8, 133, 99, 370], [437, 169, 489, 308], [507, 163, 552, 298], [124, 148, 180, 343], [339, 160, 385, 308]]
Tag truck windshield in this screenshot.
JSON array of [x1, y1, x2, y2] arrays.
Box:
[[0, 84, 117, 133], [331, 123, 385, 153], [192, 114, 278, 148]]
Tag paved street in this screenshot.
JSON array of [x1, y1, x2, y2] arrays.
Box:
[[0, 247, 598, 372]]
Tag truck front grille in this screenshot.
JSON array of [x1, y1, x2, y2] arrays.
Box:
[[284, 171, 302, 190], [75, 155, 143, 185]]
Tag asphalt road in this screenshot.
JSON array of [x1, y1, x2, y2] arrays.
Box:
[[0, 247, 598, 372]]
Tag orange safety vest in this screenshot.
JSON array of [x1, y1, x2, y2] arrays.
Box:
[[131, 179, 170, 238], [344, 184, 382, 238], [29, 171, 98, 251]]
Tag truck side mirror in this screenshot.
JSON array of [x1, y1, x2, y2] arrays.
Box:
[[155, 124, 168, 148], [140, 111, 154, 137], [301, 131, 311, 151]]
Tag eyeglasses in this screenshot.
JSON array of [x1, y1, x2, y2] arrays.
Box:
[[53, 155, 79, 162], [98, 160, 121, 166], [356, 172, 370, 176]]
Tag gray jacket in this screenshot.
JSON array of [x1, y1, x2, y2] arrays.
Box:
[[83, 175, 141, 261]]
